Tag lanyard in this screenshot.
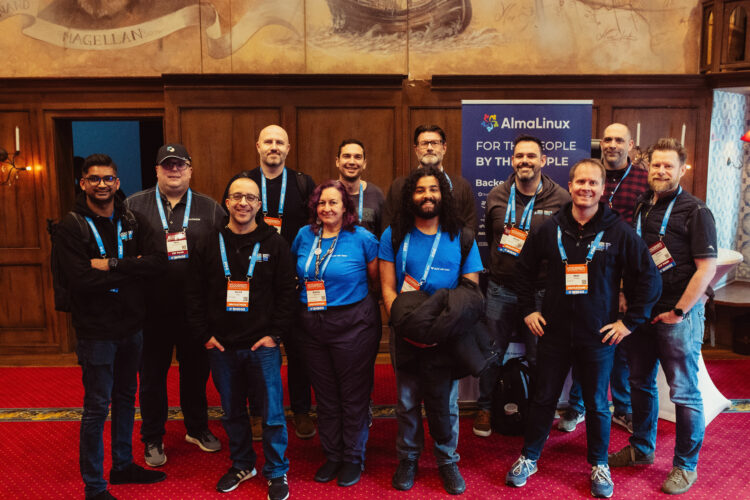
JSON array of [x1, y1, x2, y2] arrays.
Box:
[[443, 171, 453, 191], [401, 228, 442, 286], [636, 186, 682, 238], [85, 217, 123, 259], [304, 229, 339, 280], [607, 164, 632, 207], [357, 181, 364, 223], [261, 168, 287, 216], [503, 181, 541, 232], [155, 187, 192, 233], [219, 233, 260, 281], [556, 226, 604, 264]]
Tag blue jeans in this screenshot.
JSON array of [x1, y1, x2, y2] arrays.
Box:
[[477, 281, 542, 411], [77, 331, 142, 498], [523, 336, 615, 465], [627, 304, 705, 471], [390, 330, 460, 465], [567, 342, 631, 415], [209, 346, 289, 479]]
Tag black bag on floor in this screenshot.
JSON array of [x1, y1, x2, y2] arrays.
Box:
[[490, 356, 532, 436]]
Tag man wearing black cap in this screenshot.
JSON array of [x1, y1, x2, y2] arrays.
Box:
[[126, 143, 228, 467]]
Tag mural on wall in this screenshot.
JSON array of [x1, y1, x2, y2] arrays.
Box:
[[0, 0, 699, 77]]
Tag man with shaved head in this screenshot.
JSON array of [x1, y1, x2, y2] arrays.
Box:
[[245, 124, 317, 441]]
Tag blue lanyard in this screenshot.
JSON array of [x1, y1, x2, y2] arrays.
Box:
[[608, 164, 632, 207], [637, 186, 682, 238], [155, 187, 192, 233], [401, 229, 442, 286], [261, 168, 287, 216], [85, 217, 123, 259], [219, 233, 260, 281], [303, 229, 339, 281], [357, 182, 364, 223], [443, 171, 453, 191], [556, 226, 604, 264], [503, 182, 541, 231]]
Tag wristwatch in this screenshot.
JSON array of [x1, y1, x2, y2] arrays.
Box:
[[108, 258, 118, 270], [672, 308, 684, 317]]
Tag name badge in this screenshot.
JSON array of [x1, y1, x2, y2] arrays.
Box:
[[499, 227, 528, 257], [166, 232, 189, 260], [305, 281, 327, 311], [264, 216, 282, 234], [400, 273, 420, 293], [565, 263, 588, 295], [649, 240, 676, 273], [226, 281, 250, 311]]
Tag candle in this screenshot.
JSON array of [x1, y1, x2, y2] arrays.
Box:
[[15, 127, 20, 152], [680, 124, 686, 146], [636, 122, 641, 147]]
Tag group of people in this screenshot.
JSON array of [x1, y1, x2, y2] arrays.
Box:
[[56, 121, 717, 500]]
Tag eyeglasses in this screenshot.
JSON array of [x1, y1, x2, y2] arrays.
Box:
[[83, 175, 118, 185], [228, 193, 260, 203], [417, 140, 443, 148], [159, 160, 190, 171]]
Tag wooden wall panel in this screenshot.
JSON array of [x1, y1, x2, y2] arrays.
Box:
[[0, 265, 46, 330]]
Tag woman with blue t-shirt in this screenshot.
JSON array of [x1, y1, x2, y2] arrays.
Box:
[[291, 180, 380, 488]]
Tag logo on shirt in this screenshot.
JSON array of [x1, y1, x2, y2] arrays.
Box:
[[249, 254, 270, 262], [120, 230, 134, 241], [589, 241, 611, 251]]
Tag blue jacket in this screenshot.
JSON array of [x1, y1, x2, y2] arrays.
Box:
[[515, 202, 661, 346]]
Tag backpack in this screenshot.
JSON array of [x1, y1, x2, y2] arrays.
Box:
[[490, 356, 533, 436]]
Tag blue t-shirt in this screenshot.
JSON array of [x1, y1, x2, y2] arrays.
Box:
[[291, 225, 379, 306], [379, 226, 484, 295]]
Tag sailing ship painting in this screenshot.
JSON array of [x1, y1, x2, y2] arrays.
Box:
[[326, 0, 472, 39]]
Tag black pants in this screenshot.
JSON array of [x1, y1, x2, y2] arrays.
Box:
[[139, 317, 210, 444]]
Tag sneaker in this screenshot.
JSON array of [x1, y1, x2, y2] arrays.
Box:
[[505, 455, 537, 487], [186, 429, 221, 452], [216, 467, 256, 493], [90, 490, 117, 500], [251, 415, 263, 442], [590, 464, 614, 498], [267, 474, 290, 500], [557, 408, 585, 432], [612, 412, 634, 434], [337, 462, 362, 487], [144, 441, 166, 467], [472, 409, 492, 437], [109, 463, 166, 485], [314, 460, 341, 483], [392, 459, 418, 491], [293, 412, 316, 439], [607, 444, 654, 467], [438, 463, 466, 495], [661, 467, 697, 494]]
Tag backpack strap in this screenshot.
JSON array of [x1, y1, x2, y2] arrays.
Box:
[[459, 226, 475, 268]]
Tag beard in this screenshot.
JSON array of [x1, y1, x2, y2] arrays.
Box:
[[86, 189, 115, 206], [649, 177, 679, 194], [411, 197, 441, 219]]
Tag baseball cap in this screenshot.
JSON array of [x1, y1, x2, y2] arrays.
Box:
[[156, 143, 191, 164]]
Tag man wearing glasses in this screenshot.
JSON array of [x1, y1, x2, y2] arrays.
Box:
[[56, 154, 167, 499], [126, 144, 227, 467], [381, 125, 478, 234]]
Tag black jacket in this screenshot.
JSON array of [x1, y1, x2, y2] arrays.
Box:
[[515, 202, 661, 346], [57, 193, 166, 340], [186, 219, 297, 350]]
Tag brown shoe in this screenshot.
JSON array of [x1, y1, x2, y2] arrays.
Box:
[[251, 415, 263, 442], [293, 412, 316, 439], [661, 467, 697, 494], [472, 409, 492, 437], [608, 444, 654, 467]]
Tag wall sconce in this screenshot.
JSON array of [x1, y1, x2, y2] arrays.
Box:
[[1, 127, 31, 187]]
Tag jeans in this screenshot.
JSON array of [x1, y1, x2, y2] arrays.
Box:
[[627, 304, 705, 471], [77, 331, 142, 498], [139, 317, 210, 444], [208, 346, 289, 479], [390, 330, 460, 466], [567, 342, 631, 415], [523, 335, 615, 465], [477, 281, 542, 411]]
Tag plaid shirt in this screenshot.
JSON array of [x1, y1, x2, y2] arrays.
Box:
[[604, 162, 649, 224]]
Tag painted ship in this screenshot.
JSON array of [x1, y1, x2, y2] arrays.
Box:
[[326, 0, 472, 38]]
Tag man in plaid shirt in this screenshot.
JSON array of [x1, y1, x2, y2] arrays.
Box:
[[557, 123, 649, 436]]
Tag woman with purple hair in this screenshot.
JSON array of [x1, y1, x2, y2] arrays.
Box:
[[290, 180, 381, 488]]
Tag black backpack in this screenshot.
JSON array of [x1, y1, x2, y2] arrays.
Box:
[[490, 356, 533, 436]]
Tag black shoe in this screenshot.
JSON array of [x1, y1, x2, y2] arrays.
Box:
[[216, 467, 256, 493], [89, 491, 117, 500], [109, 463, 166, 485], [392, 459, 418, 491], [438, 463, 466, 495], [267, 474, 290, 500], [337, 462, 362, 487], [314, 460, 341, 483]]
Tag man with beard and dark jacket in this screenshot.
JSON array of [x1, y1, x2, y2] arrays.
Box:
[[186, 173, 295, 500], [380, 166, 484, 496], [473, 134, 570, 438], [504, 159, 660, 499], [56, 154, 167, 500]]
